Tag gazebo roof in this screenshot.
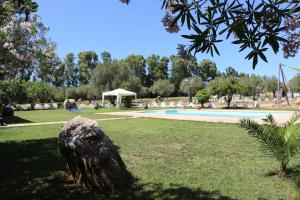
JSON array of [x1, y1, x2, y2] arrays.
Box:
[[102, 88, 136, 96]]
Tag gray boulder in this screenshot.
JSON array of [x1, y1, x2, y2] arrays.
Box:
[[58, 116, 130, 193]]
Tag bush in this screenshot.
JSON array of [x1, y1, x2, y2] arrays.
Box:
[[150, 79, 175, 97], [195, 89, 210, 107], [121, 96, 132, 108], [65, 85, 90, 100], [52, 87, 65, 102]]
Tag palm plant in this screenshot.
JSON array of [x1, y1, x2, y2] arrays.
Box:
[[240, 110, 300, 174]]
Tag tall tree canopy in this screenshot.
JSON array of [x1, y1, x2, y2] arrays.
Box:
[[64, 53, 78, 87], [146, 54, 169, 85], [124, 54, 147, 86], [288, 75, 300, 94], [101, 51, 112, 63], [170, 55, 191, 91], [78, 51, 98, 84], [194, 59, 217, 83]]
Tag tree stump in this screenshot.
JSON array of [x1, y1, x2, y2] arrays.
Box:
[[58, 116, 130, 193]]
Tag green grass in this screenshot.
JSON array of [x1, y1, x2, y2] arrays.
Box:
[[0, 118, 300, 199], [3, 108, 132, 124]]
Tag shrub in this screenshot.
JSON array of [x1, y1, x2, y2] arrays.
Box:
[[240, 110, 300, 174], [150, 79, 175, 97], [121, 96, 132, 108], [195, 89, 210, 107]]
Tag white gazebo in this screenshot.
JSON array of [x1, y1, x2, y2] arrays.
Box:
[[102, 88, 137, 108]]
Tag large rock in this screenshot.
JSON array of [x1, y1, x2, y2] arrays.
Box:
[[58, 116, 130, 192]]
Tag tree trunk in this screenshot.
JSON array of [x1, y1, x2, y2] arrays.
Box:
[[189, 95, 193, 103]]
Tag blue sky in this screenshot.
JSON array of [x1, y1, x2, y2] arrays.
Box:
[[36, 0, 299, 80]]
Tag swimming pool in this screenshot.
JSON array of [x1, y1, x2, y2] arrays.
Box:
[[144, 109, 286, 118]]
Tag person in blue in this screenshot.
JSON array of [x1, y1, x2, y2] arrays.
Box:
[[72, 102, 78, 112]]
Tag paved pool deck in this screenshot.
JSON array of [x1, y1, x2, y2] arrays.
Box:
[[96, 109, 296, 124]]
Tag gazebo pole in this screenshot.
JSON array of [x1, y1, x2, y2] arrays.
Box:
[[102, 94, 105, 107], [117, 94, 120, 108]]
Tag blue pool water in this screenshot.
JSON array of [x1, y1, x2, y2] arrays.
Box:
[[144, 109, 286, 118]]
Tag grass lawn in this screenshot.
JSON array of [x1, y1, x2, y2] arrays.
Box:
[[3, 108, 132, 124], [0, 118, 300, 199]]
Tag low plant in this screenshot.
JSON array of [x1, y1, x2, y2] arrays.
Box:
[[240, 110, 300, 175], [195, 89, 210, 107]]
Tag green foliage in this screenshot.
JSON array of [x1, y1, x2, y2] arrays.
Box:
[[195, 59, 217, 82], [170, 55, 190, 91], [0, 79, 26, 104], [242, 74, 264, 100], [162, 0, 299, 68], [240, 110, 300, 173], [195, 89, 210, 107], [25, 81, 53, 103], [78, 51, 98, 84], [101, 51, 112, 63], [92, 60, 132, 94], [121, 76, 142, 96], [208, 77, 245, 108], [262, 76, 278, 97], [121, 96, 132, 108], [65, 85, 91, 100], [1, 15, 53, 80], [124, 54, 147, 86], [180, 76, 203, 101], [51, 87, 65, 102], [289, 75, 300, 93], [150, 79, 174, 97], [64, 53, 78, 87], [0, 0, 38, 22], [146, 54, 169, 85]]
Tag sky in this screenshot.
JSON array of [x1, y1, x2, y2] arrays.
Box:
[[36, 0, 300, 80]]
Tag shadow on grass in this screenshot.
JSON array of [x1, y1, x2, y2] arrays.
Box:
[[265, 165, 300, 189], [3, 115, 32, 124], [286, 165, 300, 188], [0, 138, 236, 200]]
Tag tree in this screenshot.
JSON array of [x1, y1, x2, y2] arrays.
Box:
[[263, 76, 278, 97], [179, 76, 203, 102], [0, 15, 53, 80], [121, 76, 142, 96], [65, 85, 90, 100], [146, 54, 169, 85], [195, 89, 210, 107], [194, 59, 217, 83], [0, 79, 26, 104], [160, 0, 299, 68], [26, 81, 53, 105], [124, 54, 147, 86], [225, 67, 239, 78], [0, 0, 38, 22], [240, 110, 300, 174], [243, 74, 263, 100], [170, 55, 190, 91], [288, 75, 300, 95], [78, 51, 98, 84], [208, 76, 245, 108], [92, 60, 132, 94], [36, 42, 62, 84], [101, 51, 112, 63], [150, 79, 175, 97], [51, 61, 65, 87], [64, 53, 79, 87]]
